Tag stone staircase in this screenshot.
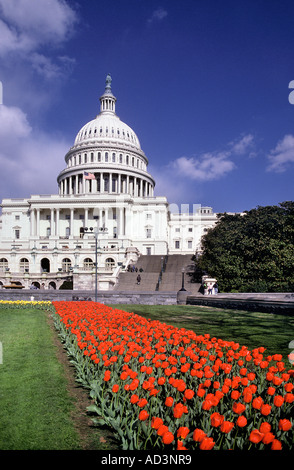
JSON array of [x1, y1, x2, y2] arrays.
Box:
[[114, 254, 201, 293], [113, 255, 164, 291], [158, 254, 201, 294]]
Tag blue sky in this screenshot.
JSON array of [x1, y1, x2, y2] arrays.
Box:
[[0, 0, 294, 213]]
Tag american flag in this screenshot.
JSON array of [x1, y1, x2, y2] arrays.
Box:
[[84, 171, 95, 180]]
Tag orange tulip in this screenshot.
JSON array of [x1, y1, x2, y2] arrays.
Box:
[[273, 395, 284, 407], [271, 439, 282, 450], [199, 437, 215, 450], [193, 428, 206, 442], [162, 431, 174, 445], [278, 419, 292, 431], [210, 412, 224, 427], [220, 421, 234, 433], [177, 427, 190, 439], [236, 415, 247, 427], [249, 429, 264, 444], [139, 410, 149, 421]]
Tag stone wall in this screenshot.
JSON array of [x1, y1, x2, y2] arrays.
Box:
[[186, 293, 294, 315], [0, 289, 177, 305]]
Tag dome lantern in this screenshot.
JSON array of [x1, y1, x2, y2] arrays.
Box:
[[99, 73, 116, 115]]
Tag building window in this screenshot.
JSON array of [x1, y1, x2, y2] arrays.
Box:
[[112, 153, 116, 162], [105, 257, 115, 270], [62, 258, 71, 272], [46, 227, 51, 237], [146, 228, 152, 238], [0, 258, 8, 272], [20, 258, 29, 273], [15, 215, 20, 220], [15, 229, 20, 239], [188, 241, 192, 249], [175, 241, 180, 249], [91, 152, 94, 162], [188, 227, 193, 232], [146, 247, 152, 255], [146, 213, 152, 219], [105, 152, 108, 162], [98, 152, 101, 162], [83, 258, 93, 270], [119, 154, 123, 163], [126, 155, 129, 165], [175, 228, 180, 232]]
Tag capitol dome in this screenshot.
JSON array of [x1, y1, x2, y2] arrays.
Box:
[[73, 74, 141, 150], [57, 74, 155, 198]]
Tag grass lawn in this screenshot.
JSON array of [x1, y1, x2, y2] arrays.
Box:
[[0, 306, 113, 451], [108, 303, 294, 363]]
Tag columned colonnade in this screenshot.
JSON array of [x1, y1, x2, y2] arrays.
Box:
[[59, 171, 154, 197], [29, 206, 127, 237]]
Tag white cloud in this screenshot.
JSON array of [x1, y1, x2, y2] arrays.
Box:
[[230, 133, 254, 155], [0, 103, 69, 199], [0, 0, 77, 79], [171, 152, 235, 182], [31, 53, 76, 80], [0, 104, 31, 139], [267, 134, 294, 172], [166, 134, 255, 183], [151, 134, 256, 206], [148, 7, 168, 24], [0, 0, 77, 52]]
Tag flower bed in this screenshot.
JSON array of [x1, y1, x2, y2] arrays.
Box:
[[52, 301, 294, 450], [0, 300, 52, 309]]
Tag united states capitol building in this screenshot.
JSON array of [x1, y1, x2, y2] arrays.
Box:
[[0, 75, 217, 291]]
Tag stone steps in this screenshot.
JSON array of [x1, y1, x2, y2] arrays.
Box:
[[114, 254, 201, 293]]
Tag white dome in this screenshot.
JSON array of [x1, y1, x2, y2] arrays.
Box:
[[74, 112, 141, 149], [73, 74, 141, 150]]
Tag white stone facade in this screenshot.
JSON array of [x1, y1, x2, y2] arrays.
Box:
[[0, 76, 217, 290]]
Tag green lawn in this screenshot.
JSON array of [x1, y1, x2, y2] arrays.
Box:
[[108, 303, 294, 363], [0, 307, 88, 450]]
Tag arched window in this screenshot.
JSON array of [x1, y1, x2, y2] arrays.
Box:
[[20, 258, 29, 273], [0, 258, 8, 271], [105, 257, 115, 271], [83, 258, 93, 270], [62, 258, 72, 272], [41, 258, 50, 273], [105, 152, 108, 162]]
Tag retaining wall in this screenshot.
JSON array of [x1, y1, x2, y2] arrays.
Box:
[[186, 293, 294, 315], [1, 288, 294, 313], [0, 289, 177, 305]]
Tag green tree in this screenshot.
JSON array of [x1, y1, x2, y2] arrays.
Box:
[[196, 202, 294, 293]]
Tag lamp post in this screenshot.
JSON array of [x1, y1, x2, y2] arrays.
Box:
[[179, 267, 186, 291], [93, 226, 108, 302]]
